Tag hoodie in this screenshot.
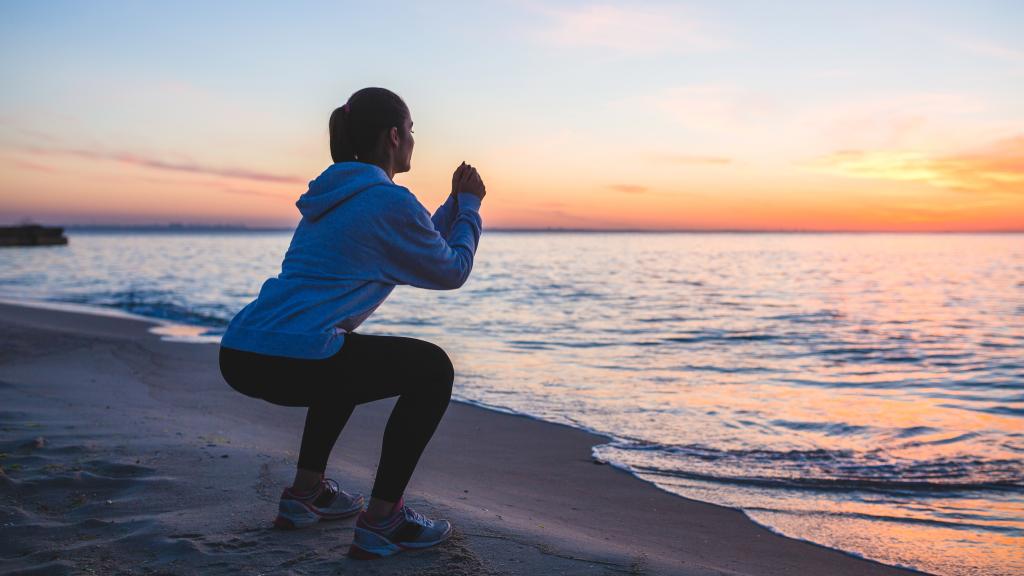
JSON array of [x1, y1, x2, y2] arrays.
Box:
[[220, 161, 483, 359]]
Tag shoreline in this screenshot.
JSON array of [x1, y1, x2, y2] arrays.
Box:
[[0, 300, 927, 575]]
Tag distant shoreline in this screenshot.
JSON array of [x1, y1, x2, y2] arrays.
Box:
[[43, 225, 1024, 234]]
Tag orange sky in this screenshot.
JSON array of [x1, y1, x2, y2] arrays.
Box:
[[1, 2, 1021, 231]]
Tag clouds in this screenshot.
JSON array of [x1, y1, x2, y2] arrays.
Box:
[[800, 92, 990, 151], [608, 184, 648, 194], [950, 37, 1024, 66], [532, 3, 724, 55], [20, 147, 305, 185], [3, 2, 1021, 230], [629, 84, 783, 144], [651, 154, 732, 166], [809, 135, 1024, 195]]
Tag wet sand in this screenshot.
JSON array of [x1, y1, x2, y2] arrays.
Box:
[[0, 302, 925, 575]]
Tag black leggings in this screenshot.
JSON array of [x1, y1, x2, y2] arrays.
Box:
[[218, 331, 454, 502]]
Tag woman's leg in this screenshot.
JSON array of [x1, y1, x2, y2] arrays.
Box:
[[219, 333, 455, 503], [220, 346, 332, 491], [293, 403, 357, 490], [320, 332, 455, 505]]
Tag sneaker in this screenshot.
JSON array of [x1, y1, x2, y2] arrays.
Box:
[[347, 497, 453, 559], [273, 477, 365, 529]]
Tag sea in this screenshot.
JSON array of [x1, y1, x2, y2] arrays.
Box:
[[1, 230, 1021, 576]]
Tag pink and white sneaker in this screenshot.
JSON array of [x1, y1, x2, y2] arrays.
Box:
[[273, 477, 365, 529], [347, 497, 453, 559]]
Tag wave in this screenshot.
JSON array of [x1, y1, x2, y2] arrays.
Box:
[[54, 292, 231, 328], [632, 464, 1023, 493], [597, 441, 1024, 494], [765, 310, 844, 323], [739, 506, 1023, 535], [662, 333, 778, 343]]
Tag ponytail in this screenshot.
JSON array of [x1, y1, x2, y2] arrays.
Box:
[[329, 105, 355, 162], [328, 87, 409, 164]]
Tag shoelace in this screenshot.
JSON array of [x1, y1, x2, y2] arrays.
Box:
[[290, 477, 340, 503], [402, 505, 432, 528]]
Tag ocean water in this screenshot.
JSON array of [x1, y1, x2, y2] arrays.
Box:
[[1, 230, 1021, 575]]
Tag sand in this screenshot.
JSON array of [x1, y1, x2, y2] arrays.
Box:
[[0, 301, 925, 575]]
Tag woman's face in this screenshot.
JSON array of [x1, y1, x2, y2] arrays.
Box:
[[396, 117, 414, 173]]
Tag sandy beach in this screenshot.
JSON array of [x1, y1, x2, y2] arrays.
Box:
[[0, 301, 924, 575]]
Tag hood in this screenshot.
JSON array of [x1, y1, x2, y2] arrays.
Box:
[[296, 162, 392, 221]]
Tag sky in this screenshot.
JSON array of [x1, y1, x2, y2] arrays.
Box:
[[1, 0, 1022, 231]]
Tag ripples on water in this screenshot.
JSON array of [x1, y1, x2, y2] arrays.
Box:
[[1, 231, 1021, 575]]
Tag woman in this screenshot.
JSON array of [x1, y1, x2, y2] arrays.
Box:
[[218, 87, 486, 559]]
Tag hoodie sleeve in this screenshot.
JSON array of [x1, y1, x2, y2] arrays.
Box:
[[377, 191, 483, 290], [431, 192, 459, 240]]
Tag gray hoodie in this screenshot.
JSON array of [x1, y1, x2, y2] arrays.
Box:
[[220, 161, 483, 359]]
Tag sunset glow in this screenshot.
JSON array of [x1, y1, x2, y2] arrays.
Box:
[[1, 1, 1021, 230]]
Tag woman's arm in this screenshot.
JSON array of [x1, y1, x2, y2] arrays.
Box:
[[430, 192, 459, 241], [377, 191, 483, 290]]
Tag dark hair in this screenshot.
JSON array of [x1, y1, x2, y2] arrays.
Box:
[[329, 87, 410, 163]]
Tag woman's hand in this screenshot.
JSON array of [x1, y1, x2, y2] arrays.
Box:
[[452, 161, 486, 200], [451, 162, 467, 197]]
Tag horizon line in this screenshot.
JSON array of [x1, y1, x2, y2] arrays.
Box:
[[36, 223, 1024, 234]]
